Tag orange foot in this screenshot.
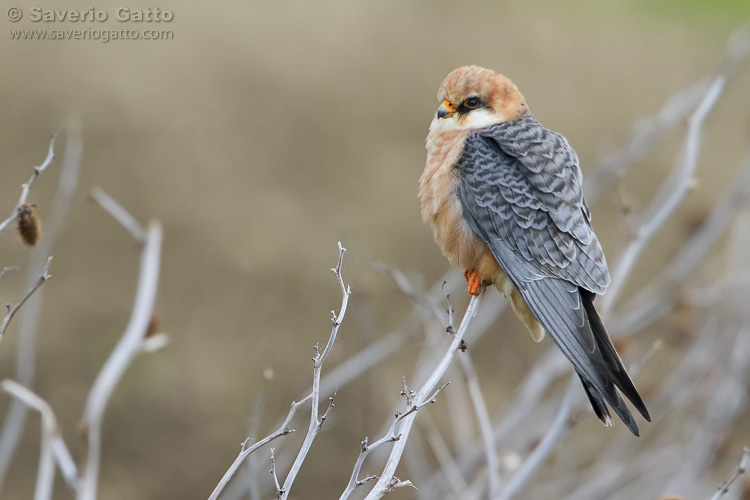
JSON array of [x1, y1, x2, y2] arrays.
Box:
[[464, 269, 482, 296]]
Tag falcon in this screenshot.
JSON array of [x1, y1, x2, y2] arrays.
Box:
[[419, 65, 650, 435]]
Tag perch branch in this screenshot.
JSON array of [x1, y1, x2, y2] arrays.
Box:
[[340, 383, 449, 499], [362, 290, 484, 500], [385, 274, 499, 496]]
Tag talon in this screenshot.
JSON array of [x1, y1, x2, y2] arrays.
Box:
[[464, 269, 482, 296]]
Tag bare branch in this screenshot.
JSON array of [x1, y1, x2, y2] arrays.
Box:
[[1, 380, 78, 500], [418, 410, 469, 497], [311, 270, 509, 403], [314, 273, 451, 400], [279, 242, 350, 499], [340, 383, 449, 499], [709, 447, 750, 500], [314, 313, 421, 399], [0, 132, 58, 235], [373, 262, 446, 324], [0, 267, 19, 280], [584, 23, 750, 203], [442, 282, 455, 334], [0, 257, 52, 343], [78, 221, 162, 500], [362, 291, 484, 500], [270, 449, 282, 499], [244, 370, 273, 500], [88, 187, 146, 243], [208, 395, 310, 500], [611, 158, 750, 335], [584, 79, 708, 202], [457, 353, 500, 497], [0, 124, 82, 491], [601, 70, 730, 314], [496, 376, 578, 500]]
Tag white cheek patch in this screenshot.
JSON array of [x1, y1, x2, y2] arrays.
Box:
[[458, 108, 503, 128], [428, 108, 504, 133]]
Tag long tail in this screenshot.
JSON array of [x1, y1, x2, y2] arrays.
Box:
[[580, 289, 651, 432], [517, 276, 650, 436]]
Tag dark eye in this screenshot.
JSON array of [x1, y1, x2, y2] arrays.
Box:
[[464, 97, 480, 109]]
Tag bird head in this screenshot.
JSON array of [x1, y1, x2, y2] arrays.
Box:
[[431, 65, 528, 132]]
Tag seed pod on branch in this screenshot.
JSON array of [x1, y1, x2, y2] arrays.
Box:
[[16, 202, 42, 247]]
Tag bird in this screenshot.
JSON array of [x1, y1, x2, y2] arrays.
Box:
[[419, 65, 650, 435]]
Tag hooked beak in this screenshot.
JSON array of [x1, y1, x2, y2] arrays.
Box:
[[437, 100, 456, 119]]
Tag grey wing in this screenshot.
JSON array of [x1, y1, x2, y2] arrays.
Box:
[[459, 116, 609, 293], [455, 117, 647, 434]]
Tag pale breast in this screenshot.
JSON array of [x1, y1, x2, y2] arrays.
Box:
[[420, 129, 486, 270]]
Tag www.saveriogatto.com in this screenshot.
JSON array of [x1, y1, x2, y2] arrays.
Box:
[[7, 6, 175, 42]]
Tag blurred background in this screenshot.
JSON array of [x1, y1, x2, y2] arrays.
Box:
[[1, 1, 749, 498]]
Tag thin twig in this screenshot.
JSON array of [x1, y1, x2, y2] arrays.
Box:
[[373, 262, 446, 324], [270, 449, 282, 499], [584, 23, 750, 203], [279, 242, 350, 500], [457, 353, 500, 497], [0, 267, 19, 280], [208, 395, 311, 500], [362, 291, 484, 500], [418, 410, 469, 497], [312, 269, 457, 400], [78, 221, 162, 500], [496, 376, 578, 500], [88, 187, 147, 244], [372, 267, 502, 498], [0, 257, 52, 343], [0, 125, 82, 493], [601, 72, 729, 314], [661, 212, 750, 495], [244, 370, 274, 500], [611, 158, 750, 335], [709, 447, 750, 500], [442, 282, 455, 334], [340, 383, 449, 499], [584, 79, 708, 202], [0, 132, 58, 235], [1, 380, 78, 500], [315, 313, 421, 399]]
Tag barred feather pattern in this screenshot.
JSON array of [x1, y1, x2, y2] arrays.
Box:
[[457, 114, 610, 294], [454, 113, 650, 435]]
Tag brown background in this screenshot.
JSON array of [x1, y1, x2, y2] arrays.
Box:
[[1, 1, 749, 498]]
